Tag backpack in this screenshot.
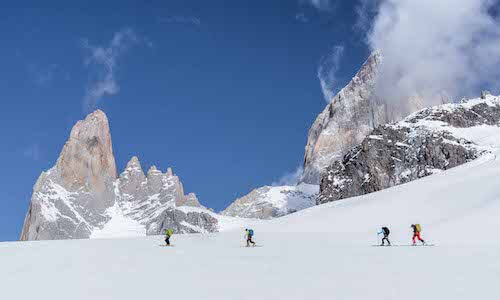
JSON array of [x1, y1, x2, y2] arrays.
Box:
[[248, 229, 254, 237], [382, 227, 390, 235], [415, 224, 421, 232], [167, 229, 173, 237]]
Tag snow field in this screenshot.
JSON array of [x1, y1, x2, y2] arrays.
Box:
[[4, 111, 500, 299]]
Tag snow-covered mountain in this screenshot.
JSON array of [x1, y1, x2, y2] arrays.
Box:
[[320, 93, 500, 204], [222, 52, 427, 220], [301, 51, 425, 184], [20, 110, 218, 240], [221, 183, 318, 219], [222, 51, 428, 220], [301, 52, 384, 184], [5, 131, 500, 300]]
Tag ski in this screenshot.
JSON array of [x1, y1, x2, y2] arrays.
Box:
[[371, 244, 435, 247]]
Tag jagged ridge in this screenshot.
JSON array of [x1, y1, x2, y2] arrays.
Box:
[[21, 110, 217, 241], [319, 94, 500, 204]]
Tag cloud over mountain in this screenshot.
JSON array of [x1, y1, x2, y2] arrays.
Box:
[[364, 0, 500, 108], [81, 28, 138, 112]]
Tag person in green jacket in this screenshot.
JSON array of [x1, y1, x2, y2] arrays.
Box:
[[164, 228, 173, 246], [245, 228, 255, 247]]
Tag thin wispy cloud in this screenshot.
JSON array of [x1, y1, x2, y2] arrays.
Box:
[[362, 0, 500, 112], [354, 0, 381, 33], [81, 28, 138, 112], [159, 16, 201, 26], [318, 45, 344, 103], [295, 13, 309, 23], [23, 144, 40, 161], [273, 166, 304, 186], [300, 0, 336, 11]]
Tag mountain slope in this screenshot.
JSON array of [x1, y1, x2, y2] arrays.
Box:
[[320, 94, 500, 204], [221, 183, 318, 219], [4, 136, 500, 300], [302, 51, 425, 184]]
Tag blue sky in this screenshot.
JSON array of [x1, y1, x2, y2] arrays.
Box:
[[0, 0, 374, 241]]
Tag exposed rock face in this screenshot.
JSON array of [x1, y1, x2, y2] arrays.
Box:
[[114, 156, 214, 235], [154, 208, 218, 234], [181, 193, 202, 207], [301, 52, 424, 184], [20, 110, 117, 240], [301, 52, 383, 184], [57, 110, 117, 199], [21, 110, 217, 241], [318, 95, 500, 204], [222, 184, 318, 219]]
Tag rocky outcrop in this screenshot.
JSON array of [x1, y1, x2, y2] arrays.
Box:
[[20, 110, 117, 240], [301, 52, 383, 184], [114, 156, 214, 235], [180, 193, 202, 207], [222, 184, 318, 219], [151, 208, 218, 234], [301, 52, 424, 184], [319, 95, 500, 204], [21, 110, 218, 241]]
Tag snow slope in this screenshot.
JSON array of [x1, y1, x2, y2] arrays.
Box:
[[3, 147, 500, 299]]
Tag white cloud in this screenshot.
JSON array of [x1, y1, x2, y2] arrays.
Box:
[[363, 0, 500, 110], [273, 166, 304, 186], [295, 13, 309, 23], [318, 45, 344, 103], [82, 28, 138, 112], [354, 0, 381, 33], [301, 0, 336, 11]]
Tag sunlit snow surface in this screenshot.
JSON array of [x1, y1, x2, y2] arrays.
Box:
[[3, 148, 500, 299], [5, 96, 500, 299], [90, 204, 146, 238]]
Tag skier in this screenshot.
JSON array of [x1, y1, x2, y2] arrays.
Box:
[[245, 228, 256, 247], [164, 228, 173, 246], [411, 224, 425, 245], [377, 226, 391, 246]]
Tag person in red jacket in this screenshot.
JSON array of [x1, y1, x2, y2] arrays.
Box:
[[411, 224, 425, 245]]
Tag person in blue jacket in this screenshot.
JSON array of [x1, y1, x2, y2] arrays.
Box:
[[377, 226, 391, 246], [245, 228, 256, 247]]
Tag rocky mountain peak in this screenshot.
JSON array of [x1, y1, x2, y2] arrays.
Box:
[[300, 50, 425, 185], [147, 165, 160, 175], [301, 52, 383, 184], [319, 95, 500, 204], [125, 156, 142, 169], [121, 156, 146, 178], [21, 110, 119, 240], [21, 110, 218, 241], [56, 110, 117, 192], [179, 193, 201, 207]]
